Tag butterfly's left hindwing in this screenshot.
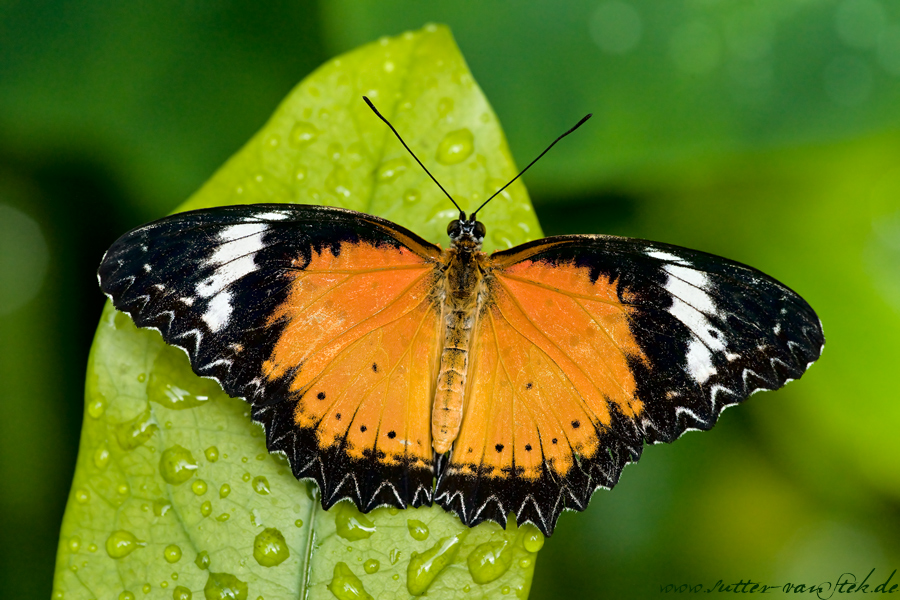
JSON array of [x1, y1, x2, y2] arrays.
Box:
[[435, 235, 823, 536], [99, 204, 444, 512]]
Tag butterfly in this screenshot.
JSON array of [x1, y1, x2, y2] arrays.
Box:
[[98, 98, 824, 537]]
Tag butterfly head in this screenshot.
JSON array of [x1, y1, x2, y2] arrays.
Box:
[[447, 214, 486, 253]]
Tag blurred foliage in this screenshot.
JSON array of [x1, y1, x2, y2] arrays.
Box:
[[1, 1, 899, 599]]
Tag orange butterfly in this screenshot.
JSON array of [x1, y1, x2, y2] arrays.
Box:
[[98, 98, 823, 536]]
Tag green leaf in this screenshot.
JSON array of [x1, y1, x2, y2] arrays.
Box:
[[55, 24, 543, 600]]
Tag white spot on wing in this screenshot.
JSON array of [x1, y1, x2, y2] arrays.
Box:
[[202, 290, 233, 332], [646, 249, 688, 264], [661, 263, 725, 383], [196, 223, 268, 298], [252, 211, 290, 221]]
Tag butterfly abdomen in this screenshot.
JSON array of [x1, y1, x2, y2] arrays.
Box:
[[432, 250, 488, 454]]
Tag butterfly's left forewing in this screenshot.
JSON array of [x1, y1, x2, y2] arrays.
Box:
[[99, 204, 444, 511], [435, 235, 824, 535]]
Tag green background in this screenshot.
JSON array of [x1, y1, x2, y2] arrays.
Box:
[[1, 1, 899, 598]]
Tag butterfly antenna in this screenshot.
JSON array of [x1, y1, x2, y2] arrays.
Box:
[[471, 113, 592, 219], [363, 96, 465, 219]]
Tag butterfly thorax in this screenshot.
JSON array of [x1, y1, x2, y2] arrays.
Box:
[[432, 219, 489, 454]]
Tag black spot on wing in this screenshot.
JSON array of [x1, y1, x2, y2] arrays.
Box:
[[252, 397, 433, 512], [436, 405, 643, 537]]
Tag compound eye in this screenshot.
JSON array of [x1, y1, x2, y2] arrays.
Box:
[[447, 220, 461, 236], [473, 221, 486, 238]]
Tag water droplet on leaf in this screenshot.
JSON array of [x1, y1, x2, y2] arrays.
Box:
[[406, 532, 468, 596], [467, 539, 513, 584], [335, 502, 376, 541], [203, 572, 247, 600], [406, 519, 429, 541], [436, 129, 474, 165], [328, 562, 373, 600], [253, 528, 290, 567], [252, 476, 270, 495], [105, 530, 144, 559], [164, 544, 182, 563]]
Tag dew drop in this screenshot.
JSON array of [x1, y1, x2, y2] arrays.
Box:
[[467, 539, 513, 584], [88, 544, 97, 552], [294, 519, 304, 528], [242, 472, 251, 482], [392, 574, 399, 581], [501, 586, 511, 595], [195, 551, 210, 570], [137, 372, 146, 382], [164, 544, 182, 563], [153, 499, 172, 517], [521, 523, 544, 553], [463, 585, 470, 592], [161, 581, 169, 589], [200, 501, 212, 517], [204, 572, 248, 600], [68, 536, 81, 552], [328, 562, 373, 600], [403, 189, 420, 205], [191, 480, 208, 496], [87, 396, 105, 419], [253, 527, 290, 567], [215, 513, 230, 522], [74, 488, 90, 504], [437, 97, 454, 117], [255, 453, 266, 461], [326, 165, 352, 199], [436, 129, 474, 165], [142, 584, 151, 594], [93, 445, 110, 470], [519, 557, 532, 568], [335, 502, 376, 541], [249, 508, 263, 528], [105, 530, 144, 559], [118, 592, 135, 600], [406, 531, 468, 596], [159, 445, 197, 485], [406, 519, 429, 541], [117, 483, 130, 496], [294, 167, 307, 182], [252, 476, 270, 495], [205, 446, 219, 462], [389, 548, 401, 565], [172, 587, 191, 600], [363, 558, 380, 574], [115, 408, 159, 450], [376, 157, 409, 182], [219, 484, 231, 499], [148, 350, 217, 409], [289, 122, 319, 148]]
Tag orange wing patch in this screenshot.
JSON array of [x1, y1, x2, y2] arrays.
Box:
[[262, 240, 443, 505], [436, 256, 647, 529]]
